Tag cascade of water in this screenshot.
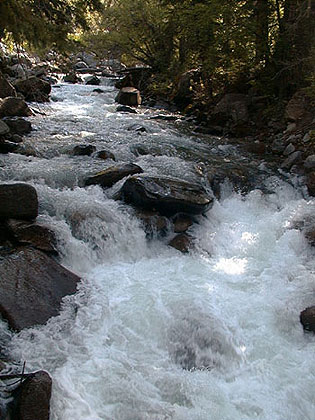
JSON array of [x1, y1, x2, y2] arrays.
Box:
[[1, 80, 315, 420]]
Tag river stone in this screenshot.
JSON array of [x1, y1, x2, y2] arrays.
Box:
[[0, 97, 32, 117], [304, 155, 315, 171], [280, 151, 302, 171], [0, 183, 38, 220], [300, 306, 315, 332], [0, 73, 16, 98], [2, 117, 32, 135], [121, 176, 213, 216], [0, 140, 19, 153], [0, 247, 79, 331], [85, 75, 101, 85], [14, 76, 51, 102], [6, 219, 57, 254], [96, 150, 116, 161], [169, 233, 193, 253], [72, 144, 96, 156], [116, 105, 138, 114], [173, 214, 193, 233], [15, 370, 52, 420], [115, 87, 141, 106], [85, 163, 143, 188], [136, 209, 169, 237], [0, 120, 10, 135]]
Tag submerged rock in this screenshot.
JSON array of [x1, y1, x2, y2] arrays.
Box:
[[0, 183, 38, 220], [173, 214, 193, 233], [85, 163, 143, 188], [300, 306, 315, 332], [0, 140, 19, 154], [116, 105, 137, 114], [15, 370, 52, 420], [136, 209, 169, 237], [96, 150, 116, 161], [0, 247, 79, 331], [121, 176, 212, 216]]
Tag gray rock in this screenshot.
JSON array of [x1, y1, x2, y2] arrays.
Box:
[[14, 76, 51, 102], [85, 163, 143, 188], [280, 151, 302, 170], [85, 75, 101, 86], [121, 176, 213, 216], [74, 61, 88, 70], [0, 247, 79, 331], [72, 144, 96, 156], [303, 132, 311, 143], [283, 143, 295, 156], [304, 155, 315, 171], [0, 183, 38, 220]]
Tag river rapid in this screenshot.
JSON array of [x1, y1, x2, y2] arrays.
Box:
[[1, 79, 315, 420]]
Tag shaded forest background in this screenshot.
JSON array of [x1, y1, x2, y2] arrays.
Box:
[[0, 0, 314, 108]]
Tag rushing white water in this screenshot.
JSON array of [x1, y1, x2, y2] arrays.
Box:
[[1, 79, 315, 420]]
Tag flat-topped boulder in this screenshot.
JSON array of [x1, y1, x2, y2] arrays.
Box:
[[2, 117, 32, 134], [121, 176, 213, 216], [115, 87, 141, 106], [85, 163, 143, 188], [0, 183, 38, 220], [0, 247, 79, 331]]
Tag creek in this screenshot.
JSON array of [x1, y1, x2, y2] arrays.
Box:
[[1, 80, 315, 420]]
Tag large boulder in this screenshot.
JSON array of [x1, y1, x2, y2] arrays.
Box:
[[2, 117, 32, 135], [15, 370, 52, 420], [121, 176, 213, 216], [6, 219, 57, 254], [0, 247, 79, 331], [0, 97, 32, 117], [0, 120, 10, 135], [14, 76, 51, 102], [212, 93, 249, 125], [0, 73, 16, 98], [85, 163, 143, 188], [115, 87, 141, 106], [285, 90, 313, 122], [0, 183, 38, 220]]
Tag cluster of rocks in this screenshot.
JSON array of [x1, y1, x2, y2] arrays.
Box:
[[0, 183, 80, 419]]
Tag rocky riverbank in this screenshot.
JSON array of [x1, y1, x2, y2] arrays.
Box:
[[1, 47, 315, 419]]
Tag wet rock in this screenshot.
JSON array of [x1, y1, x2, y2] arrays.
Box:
[[150, 114, 179, 121], [0, 97, 32, 117], [11, 134, 23, 143], [2, 117, 32, 135], [127, 124, 147, 133], [74, 61, 88, 70], [0, 247, 79, 331], [0, 120, 10, 135], [304, 155, 315, 171], [207, 166, 255, 199], [283, 143, 295, 156], [0, 140, 19, 153], [130, 144, 163, 157], [63, 72, 82, 84], [121, 176, 212, 216], [116, 105, 137, 114], [96, 150, 116, 161], [72, 144, 96, 156], [0, 183, 38, 220], [280, 151, 302, 171], [0, 73, 16, 98], [306, 171, 315, 196], [85, 163, 143, 188], [85, 75, 101, 85], [169, 233, 193, 253], [13, 77, 51, 102], [300, 306, 315, 332], [15, 370, 52, 420], [6, 219, 57, 254], [173, 214, 193, 233], [136, 209, 168, 237], [115, 87, 141, 106]]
